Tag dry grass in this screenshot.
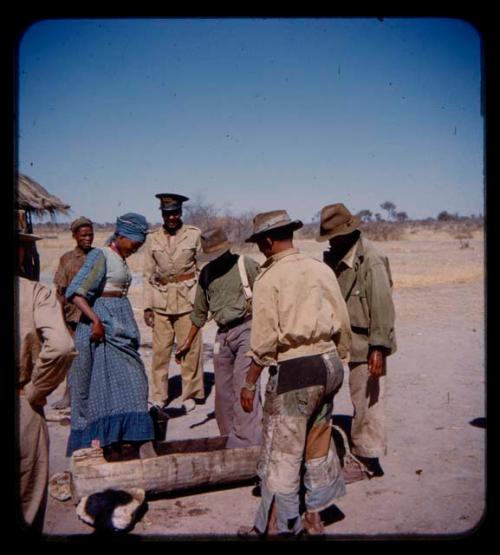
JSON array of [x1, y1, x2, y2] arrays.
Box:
[[35, 226, 484, 293]]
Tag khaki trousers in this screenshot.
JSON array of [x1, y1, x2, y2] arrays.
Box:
[[19, 396, 49, 532], [150, 311, 204, 404], [349, 362, 387, 458]]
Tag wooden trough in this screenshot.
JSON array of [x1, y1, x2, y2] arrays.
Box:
[[70, 436, 260, 503], [70, 427, 368, 504]]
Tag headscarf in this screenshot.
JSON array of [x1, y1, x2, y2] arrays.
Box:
[[114, 213, 149, 243]]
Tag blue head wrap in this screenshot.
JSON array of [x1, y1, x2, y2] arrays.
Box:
[[115, 213, 149, 243]]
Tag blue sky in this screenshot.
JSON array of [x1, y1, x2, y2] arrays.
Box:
[[18, 17, 484, 225]]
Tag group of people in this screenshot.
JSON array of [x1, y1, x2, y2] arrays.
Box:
[[16, 193, 396, 538]]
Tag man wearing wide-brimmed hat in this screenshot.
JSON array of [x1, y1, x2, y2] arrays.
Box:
[[16, 230, 77, 533], [317, 203, 397, 478], [143, 194, 204, 413], [175, 227, 263, 448], [238, 210, 351, 537], [51, 216, 95, 410]]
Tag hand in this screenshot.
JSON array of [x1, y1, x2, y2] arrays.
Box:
[[90, 319, 105, 343], [144, 309, 154, 328], [175, 341, 191, 363], [240, 387, 256, 413], [368, 348, 385, 378]]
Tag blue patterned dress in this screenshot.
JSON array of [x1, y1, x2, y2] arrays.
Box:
[[65, 247, 154, 456]]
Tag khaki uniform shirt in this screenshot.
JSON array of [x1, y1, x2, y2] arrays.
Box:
[[143, 224, 202, 315], [16, 277, 77, 407], [248, 248, 351, 367], [53, 246, 91, 324], [326, 236, 397, 362]]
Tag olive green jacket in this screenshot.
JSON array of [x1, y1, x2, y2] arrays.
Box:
[[325, 236, 397, 363]]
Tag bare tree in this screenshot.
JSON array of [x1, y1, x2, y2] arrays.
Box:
[[395, 211, 408, 222]]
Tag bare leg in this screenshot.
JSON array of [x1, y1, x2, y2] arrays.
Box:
[[267, 501, 279, 535]]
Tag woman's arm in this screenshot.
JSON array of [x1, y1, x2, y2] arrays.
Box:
[[71, 295, 105, 343]]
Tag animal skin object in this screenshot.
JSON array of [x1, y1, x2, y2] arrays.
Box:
[[76, 488, 145, 532]]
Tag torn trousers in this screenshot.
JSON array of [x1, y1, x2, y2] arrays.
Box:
[[254, 350, 345, 535]]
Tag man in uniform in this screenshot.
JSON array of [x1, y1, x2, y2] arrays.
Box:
[[239, 210, 351, 537], [143, 194, 204, 413], [16, 231, 77, 533], [317, 203, 397, 477], [175, 227, 263, 448], [51, 216, 94, 409]]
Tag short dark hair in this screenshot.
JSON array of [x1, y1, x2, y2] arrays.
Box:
[[265, 225, 294, 242]]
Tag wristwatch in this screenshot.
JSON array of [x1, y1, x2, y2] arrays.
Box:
[[242, 382, 257, 392]]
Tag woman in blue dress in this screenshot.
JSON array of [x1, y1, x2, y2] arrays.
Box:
[[65, 213, 154, 460]]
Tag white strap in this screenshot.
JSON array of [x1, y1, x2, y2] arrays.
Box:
[[237, 255, 252, 300]]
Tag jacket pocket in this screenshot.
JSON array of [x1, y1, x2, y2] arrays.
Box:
[[347, 289, 369, 330]]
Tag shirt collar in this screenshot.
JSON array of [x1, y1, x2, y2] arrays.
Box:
[[340, 238, 360, 269], [73, 246, 89, 256], [262, 247, 299, 268]]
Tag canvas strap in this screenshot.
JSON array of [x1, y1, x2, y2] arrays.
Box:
[[237, 255, 252, 300]]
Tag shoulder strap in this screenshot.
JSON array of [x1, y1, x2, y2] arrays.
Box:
[[237, 255, 252, 300]]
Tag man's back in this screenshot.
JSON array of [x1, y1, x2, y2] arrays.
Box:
[[250, 248, 351, 366]]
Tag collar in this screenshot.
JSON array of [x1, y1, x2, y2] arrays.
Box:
[[340, 239, 360, 269], [74, 246, 91, 256], [262, 247, 299, 269]]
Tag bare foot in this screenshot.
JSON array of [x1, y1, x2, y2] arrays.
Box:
[[91, 439, 101, 449]]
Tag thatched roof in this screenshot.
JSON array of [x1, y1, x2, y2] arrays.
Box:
[[16, 173, 71, 216]]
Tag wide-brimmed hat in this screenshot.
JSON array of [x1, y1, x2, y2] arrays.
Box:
[[201, 227, 231, 258], [18, 231, 42, 242], [245, 210, 303, 243], [155, 193, 189, 212], [70, 216, 93, 233], [316, 203, 361, 242]]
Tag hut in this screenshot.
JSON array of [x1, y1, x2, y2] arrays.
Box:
[[16, 173, 70, 280]]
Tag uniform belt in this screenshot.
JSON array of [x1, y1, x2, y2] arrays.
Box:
[[101, 291, 127, 297], [217, 314, 251, 333], [157, 272, 196, 285]]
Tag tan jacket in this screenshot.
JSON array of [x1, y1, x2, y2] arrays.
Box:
[[16, 277, 77, 407], [143, 224, 202, 315], [248, 248, 351, 367]]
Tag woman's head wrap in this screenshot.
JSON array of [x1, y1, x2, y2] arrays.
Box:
[[115, 213, 149, 243]]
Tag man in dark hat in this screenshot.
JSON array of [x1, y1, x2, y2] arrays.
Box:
[[317, 203, 397, 478], [175, 227, 263, 448], [143, 194, 204, 413], [16, 231, 77, 533], [238, 210, 351, 537], [51, 216, 94, 409]]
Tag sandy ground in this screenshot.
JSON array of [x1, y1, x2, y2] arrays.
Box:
[[35, 229, 485, 540]]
